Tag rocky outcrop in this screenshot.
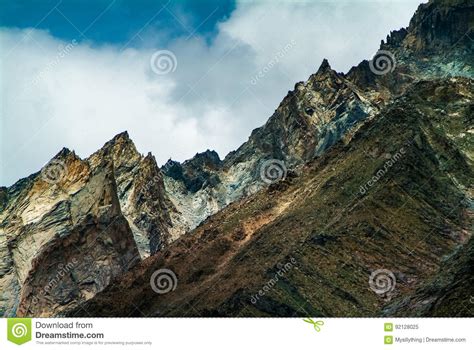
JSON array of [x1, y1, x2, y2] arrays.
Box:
[[2, 0, 473, 317], [164, 150, 222, 194], [69, 78, 474, 317], [161, 60, 381, 234], [0, 133, 176, 316], [17, 162, 140, 317], [385, 234, 474, 317], [347, 0, 473, 95], [162, 0, 473, 236], [1, 149, 90, 316], [404, 0, 474, 52], [88, 132, 177, 257]]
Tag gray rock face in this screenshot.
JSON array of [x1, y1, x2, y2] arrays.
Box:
[[88, 132, 177, 257], [404, 0, 474, 52], [347, 0, 473, 94], [1, 0, 473, 317], [162, 0, 474, 233], [0, 133, 176, 316], [68, 77, 474, 318], [17, 163, 140, 316], [1, 149, 90, 316], [161, 60, 381, 233]]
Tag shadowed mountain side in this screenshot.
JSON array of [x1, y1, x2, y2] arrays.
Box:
[[68, 79, 473, 317], [162, 0, 473, 238], [385, 225, 474, 316], [1, 0, 473, 317]]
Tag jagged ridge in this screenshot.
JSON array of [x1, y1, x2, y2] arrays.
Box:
[[1, 0, 473, 317]]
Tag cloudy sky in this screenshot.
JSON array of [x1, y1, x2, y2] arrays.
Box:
[[0, 0, 424, 186]]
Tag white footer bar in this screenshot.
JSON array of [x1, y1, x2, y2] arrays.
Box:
[[1, 318, 472, 349]]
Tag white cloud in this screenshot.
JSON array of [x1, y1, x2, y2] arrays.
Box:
[[0, 0, 423, 186]]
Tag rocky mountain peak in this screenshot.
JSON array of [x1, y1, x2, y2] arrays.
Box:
[[393, 0, 473, 52], [162, 158, 178, 168], [88, 131, 140, 171], [345, 0, 473, 100], [104, 130, 131, 145], [185, 150, 222, 169], [316, 58, 332, 74], [143, 152, 157, 165], [161, 159, 181, 175], [38, 147, 90, 190], [309, 58, 343, 86], [2, 0, 473, 318], [380, 28, 409, 49], [53, 147, 73, 159], [111, 130, 132, 144], [164, 151, 222, 194], [102, 130, 134, 154], [345, 60, 377, 90], [47, 147, 86, 177]]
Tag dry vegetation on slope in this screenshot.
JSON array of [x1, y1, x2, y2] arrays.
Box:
[[71, 78, 473, 317]]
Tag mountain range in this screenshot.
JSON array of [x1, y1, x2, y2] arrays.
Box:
[[0, 0, 472, 317]]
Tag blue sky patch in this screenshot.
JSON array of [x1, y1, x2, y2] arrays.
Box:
[[0, 0, 236, 46]]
